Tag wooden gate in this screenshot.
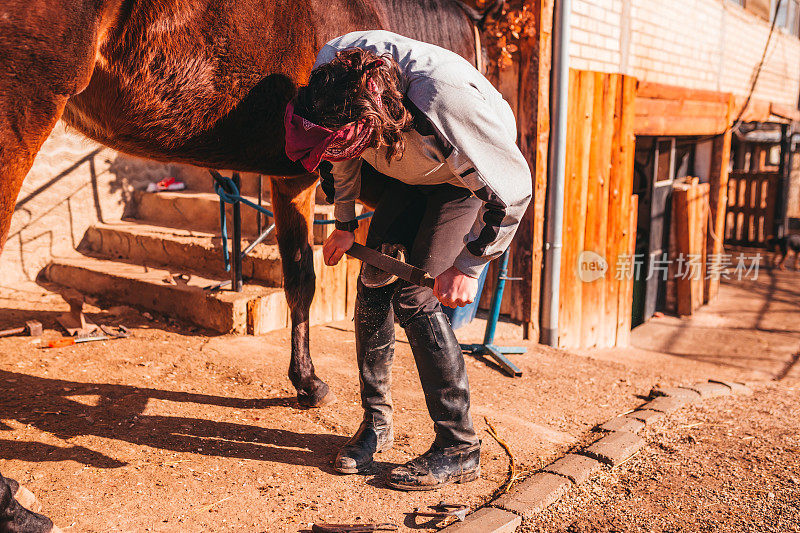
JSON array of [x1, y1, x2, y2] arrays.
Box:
[[724, 171, 780, 246]]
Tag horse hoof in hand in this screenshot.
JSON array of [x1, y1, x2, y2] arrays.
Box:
[[296, 380, 336, 409]]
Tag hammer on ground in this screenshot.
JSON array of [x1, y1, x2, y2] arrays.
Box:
[[311, 524, 397, 533], [0, 321, 43, 339]]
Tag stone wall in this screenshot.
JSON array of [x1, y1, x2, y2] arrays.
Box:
[[0, 124, 179, 286]]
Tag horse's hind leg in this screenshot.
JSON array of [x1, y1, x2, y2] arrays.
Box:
[[270, 174, 333, 408], [0, 2, 99, 254]]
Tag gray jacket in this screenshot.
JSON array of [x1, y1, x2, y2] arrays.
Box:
[[314, 30, 532, 278]]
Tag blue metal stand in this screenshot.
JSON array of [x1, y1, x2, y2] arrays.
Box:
[[207, 169, 373, 293], [460, 250, 526, 377]]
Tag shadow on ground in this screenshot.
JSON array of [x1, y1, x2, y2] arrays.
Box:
[[0, 370, 344, 469]]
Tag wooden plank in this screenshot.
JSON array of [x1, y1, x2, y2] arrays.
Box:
[[509, 0, 554, 337], [596, 73, 619, 348], [637, 82, 732, 104], [345, 216, 371, 317], [764, 173, 780, 243], [704, 95, 734, 302], [691, 183, 702, 311], [248, 291, 289, 335], [634, 83, 733, 137], [560, 71, 594, 348], [310, 249, 332, 325], [499, 61, 521, 319], [604, 75, 626, 349], [581, 73, 617, 348], [616, 195, 638, 347], [753, 175, 764, 242], [558, 68, 581, 348], [500, 247, 514, 316], [634, 115, 728, 137], [529, 0, 554, 338], [331, 253, 348, 321], [734, 96, 772, 123], [579, 72, 606, 348], [559, 70, 594, 349], [635, 98, 730, 120], [745, 176, 755, 242], [674, 181, 708, 316], [614, 76, 638, 347], [700, 187, 708, 305]]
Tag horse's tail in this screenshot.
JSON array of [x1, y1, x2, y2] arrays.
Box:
[[455, 0, 504, 30]]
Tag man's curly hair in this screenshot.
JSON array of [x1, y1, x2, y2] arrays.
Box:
[[295, 48, 413, 163]]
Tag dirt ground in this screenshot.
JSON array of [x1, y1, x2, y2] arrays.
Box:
[[520, 380, 800, 533], [0, 268, 798, 532]]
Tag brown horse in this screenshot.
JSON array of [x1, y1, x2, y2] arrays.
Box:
[[0, 0, 498, 409]]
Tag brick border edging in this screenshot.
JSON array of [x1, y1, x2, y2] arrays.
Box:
[[440, 379, 752, 532]]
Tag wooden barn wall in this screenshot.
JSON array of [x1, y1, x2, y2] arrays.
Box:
[[557, 70, 638, 349], [478, 0, 554, 338]]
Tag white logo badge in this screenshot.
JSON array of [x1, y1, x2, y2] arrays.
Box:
[[578, 251, 608, 283]]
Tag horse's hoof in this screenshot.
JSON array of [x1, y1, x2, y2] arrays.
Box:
[[296, 382, 336, 409]]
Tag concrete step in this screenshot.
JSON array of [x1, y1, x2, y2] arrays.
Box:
[[80, 221, 283, 285], [133, 190, 338, 244], [42, 252, 356, 335], [42, 255, 276, 333]]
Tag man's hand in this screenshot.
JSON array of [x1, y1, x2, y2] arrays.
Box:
[[434, 266, 479, 308], [323, 229, 355, 266]]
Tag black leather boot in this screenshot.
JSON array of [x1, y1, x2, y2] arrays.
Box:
[[334, 283, 395, 474], [387, 312, 480, 490], [388, 442, 481, 491], [0, 474, 60, 533], [334, 416, 394, 474]]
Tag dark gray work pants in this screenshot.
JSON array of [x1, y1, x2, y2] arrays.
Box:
[[354, 171, 482, 448]]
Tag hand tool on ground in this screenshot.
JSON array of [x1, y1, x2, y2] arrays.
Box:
[[100, 325, 130, 339], [345, 242, 435, 289], [45, 334, 110, 349], [412, 502, 469, 522], [0, 321, 43, 338], [57, 290, 100, 337], [311, 523, 398, 533]]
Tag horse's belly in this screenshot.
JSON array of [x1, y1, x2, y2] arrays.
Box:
[[64, 66, 305, 175]]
